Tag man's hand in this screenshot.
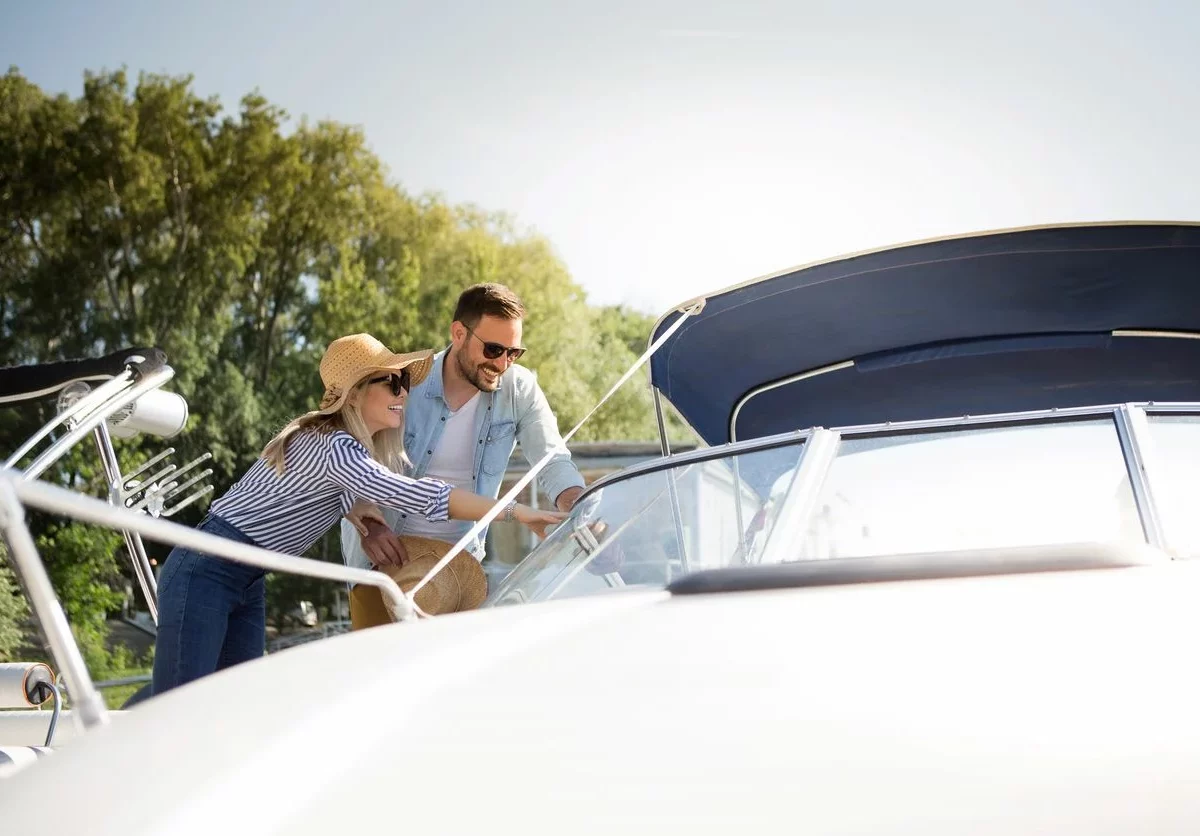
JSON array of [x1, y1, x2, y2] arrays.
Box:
[[360, 519, 409, 568], [555, 486, 584, 512]]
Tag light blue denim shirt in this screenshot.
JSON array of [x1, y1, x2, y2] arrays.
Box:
[[339, 348, 585, 571]]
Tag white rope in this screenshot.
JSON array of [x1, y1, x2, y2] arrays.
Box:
[[403, 301, 705, 618]]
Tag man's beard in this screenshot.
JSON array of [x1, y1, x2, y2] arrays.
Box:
[[456, 350, 503, 392]]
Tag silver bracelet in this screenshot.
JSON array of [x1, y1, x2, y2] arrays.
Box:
[[504, 500, 517, 522]]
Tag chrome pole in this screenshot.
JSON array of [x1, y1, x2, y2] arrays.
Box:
[[664, 467, 690, 580], [1114, 404, 1170, 551], [0, 478, 109, 731], [92, 423, 159, 622], [653, 388, 672, 457]]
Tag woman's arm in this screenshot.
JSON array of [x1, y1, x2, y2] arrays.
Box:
[[329, 435, 565, 536], [328, 436, 451, 520], [447, 488, 505, 522], [448, 488, 565, 539]]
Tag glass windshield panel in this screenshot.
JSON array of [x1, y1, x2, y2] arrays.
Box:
[[488, 414, 1153, 608], [1145, 413, 1200, 558], [801, 417, 1144, 559], [486, 439, 809, 606]]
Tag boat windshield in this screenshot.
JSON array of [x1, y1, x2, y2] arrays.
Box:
[[1144, 413, 1200, 557], [486, 407, 1200, 607]]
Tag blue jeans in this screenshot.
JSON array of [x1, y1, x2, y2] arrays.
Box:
[[150, 514, 266, 697]]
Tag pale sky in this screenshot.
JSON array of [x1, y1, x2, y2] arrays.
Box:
[[4, 0, 1199, 314]]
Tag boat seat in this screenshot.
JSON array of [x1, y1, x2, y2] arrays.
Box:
[[0, 746, 51, 778], [0, 346, 168, 408]]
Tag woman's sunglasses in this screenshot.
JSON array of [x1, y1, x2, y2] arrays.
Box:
[[465, 326, 526, 361], [368, 369, 411, 396]]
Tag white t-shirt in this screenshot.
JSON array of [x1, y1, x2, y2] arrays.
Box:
[[402, 393, 481, 542]]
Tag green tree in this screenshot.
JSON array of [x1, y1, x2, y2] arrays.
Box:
[[0, 548, 32, 659], [0, 64, 694, 679]]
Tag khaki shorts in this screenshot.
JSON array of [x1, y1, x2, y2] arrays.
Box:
[[349, 583, 393, 631]]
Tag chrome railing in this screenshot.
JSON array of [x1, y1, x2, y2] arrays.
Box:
[[0, 357, 412, 735], [0, 470, 410, 732]]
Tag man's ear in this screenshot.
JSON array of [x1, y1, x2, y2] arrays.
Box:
[[450, 320, 466, 346]]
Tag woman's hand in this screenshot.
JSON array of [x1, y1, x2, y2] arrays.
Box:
[[513, 504, 567, 539], [346, 499, 387, 536]]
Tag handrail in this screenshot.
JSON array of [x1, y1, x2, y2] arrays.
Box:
[[0, 471, 412, 621], [94, 674, 152, 689], [92, 423, 161, 621]]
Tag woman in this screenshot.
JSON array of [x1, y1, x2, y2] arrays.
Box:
[[150, 333, 564, 697]]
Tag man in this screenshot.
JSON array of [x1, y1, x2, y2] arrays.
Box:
[[340, 283, 585, 628]]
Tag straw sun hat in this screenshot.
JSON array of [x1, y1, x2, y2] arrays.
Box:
[[385, 535, 489, 615], [317, 333, 435, 414]]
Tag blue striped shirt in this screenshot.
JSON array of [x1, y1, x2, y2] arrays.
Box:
[[209, 430, 451, 555]]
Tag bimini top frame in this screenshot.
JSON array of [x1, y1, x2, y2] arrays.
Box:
[[647, 221, 1200, 448]]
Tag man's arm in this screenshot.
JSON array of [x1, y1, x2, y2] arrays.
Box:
[[555, 486, 583, 511], [514, 372, 586, 509]]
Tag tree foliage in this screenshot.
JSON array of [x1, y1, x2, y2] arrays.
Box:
[[0, 66, 695, 673], [0, 547, 31, 659]]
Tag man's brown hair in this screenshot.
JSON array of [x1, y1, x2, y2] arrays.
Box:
[[453, 283, 526, 328]]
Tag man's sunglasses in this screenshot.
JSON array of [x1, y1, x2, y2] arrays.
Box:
[[465, 326, 526, 361], [367, 369, 411, 396]]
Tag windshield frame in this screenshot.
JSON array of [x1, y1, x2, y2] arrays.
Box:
[[569, 400, 1198, 561], [581, 426, 814, 497]]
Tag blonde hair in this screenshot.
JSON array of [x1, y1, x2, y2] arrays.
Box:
[[261, 376, 412, 476]]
